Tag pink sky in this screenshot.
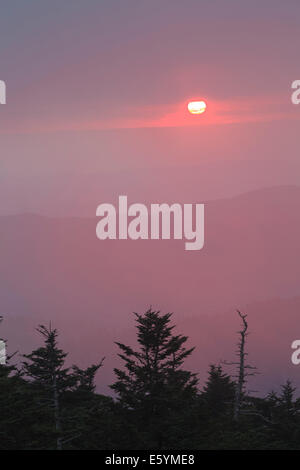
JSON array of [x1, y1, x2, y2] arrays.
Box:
[[1, 1, 300, 393], [0, 1, 299, 215]]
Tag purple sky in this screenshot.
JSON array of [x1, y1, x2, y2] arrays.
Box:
[[1, 2, 300, 393], [0, 1, 299, 215]]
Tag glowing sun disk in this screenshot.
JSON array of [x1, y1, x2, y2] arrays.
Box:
[[188, 100, 207, 114]]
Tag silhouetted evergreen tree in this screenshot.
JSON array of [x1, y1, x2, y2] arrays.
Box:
[[0, 366, 35, 449], [202, 364, 235, 416], [22, 325, 75, 449], [111, 309, 198, 448], [22, 325, 103, 449], [2, 310, 300, 450], [263, 381, 300, 449], [0, 317, 36, 449]]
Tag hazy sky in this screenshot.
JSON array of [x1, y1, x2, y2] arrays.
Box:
[[1, 1, 300, 393], [0, 0, 299, 214]]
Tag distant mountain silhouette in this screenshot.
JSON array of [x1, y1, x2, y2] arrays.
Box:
[[1, 185, 300, 393]]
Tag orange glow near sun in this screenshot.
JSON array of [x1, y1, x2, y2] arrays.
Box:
[[188, 100, 207, 114]]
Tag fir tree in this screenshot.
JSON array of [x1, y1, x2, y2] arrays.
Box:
[[111, 309, 197, 448], [202, 364, 235, 415], [22, 325, 75, 449]]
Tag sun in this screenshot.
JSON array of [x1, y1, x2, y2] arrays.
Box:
[[187, 100, 207, 114]]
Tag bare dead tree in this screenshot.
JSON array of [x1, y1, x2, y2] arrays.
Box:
[[223, 310, 257, 421]]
